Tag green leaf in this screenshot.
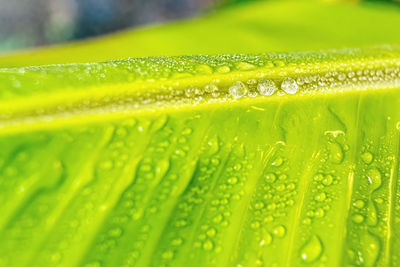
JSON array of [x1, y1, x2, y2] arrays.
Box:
[[1, 0, 400, 67], [1, 46, 400, 266]]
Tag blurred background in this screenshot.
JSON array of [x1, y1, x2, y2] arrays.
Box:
[[0, 0, 217, 53], [0, 0, 398, 53]]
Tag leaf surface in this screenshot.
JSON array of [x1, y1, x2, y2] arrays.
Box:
[[1, 46, 400, 267]]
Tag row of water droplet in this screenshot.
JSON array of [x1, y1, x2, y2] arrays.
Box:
[[2, 65, 400, 129]]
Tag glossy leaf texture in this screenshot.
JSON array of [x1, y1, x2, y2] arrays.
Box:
[[1, 0, 400, 67], [1, 47, 400, 267]]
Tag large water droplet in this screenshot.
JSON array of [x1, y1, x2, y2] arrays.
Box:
[[281, 77, 298, 94], [257, 79, 276, 96], [360, 232, 380, 267], [229, 81, 247, 99], [300, 235, 323, 263], [328, 142, 344, 164], [366, 168, 382, 192]]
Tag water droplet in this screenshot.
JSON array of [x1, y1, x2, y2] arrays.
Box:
[[228, 177, 238, 185], [300, 235, 323, 263], [171, 238, 183, 246], [361, 152, 373, 164], [352, 214, 365, 224], [322, 175, 333, 186], [217, 66, 231, 73], [353, 199, 365, 209], [207, 135, 220, 154], [203, 239, 214, 251], [272, 225, 286, 238], [108, 227, 123, 237], [366, 168, 382, 191], [265, 173, 277, 183], [196, 64, 213, 74], [328, 142, 344, 164], [229, 81, 247, 99], [315, 192, 327, 202], [366, 201, 378, 226], [261, 233, 273, 246], [236, 62, 256, 70], [314, 208, 325, 218], [205, 83, 219, 96], [206, 227, 217, 237], [162, 250, 174, 260], [272, 156, 283, 167], [281, 77, 298, 94], [314, 173, 324, 181], [360, 232, 380, 267], [254, 201, 265, 210], [257, 79, 277, 96]]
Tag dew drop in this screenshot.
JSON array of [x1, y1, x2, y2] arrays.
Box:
[[272, 156, 283, 167], [236, 62, 256, 70], [361, 151, 373, 164], [352, 214, 365, 224], [360, 232, 380, 267], [228, 177, 238, 185], [229, 81, 247, 99], [254, 201, 265, 210], [217, 66, 231, 73], [162, 250, 174, 260], [257, 79, 277, 96], [315, 192, 327, 202], [171, 238, 183, 246], [328, 142, 344, 164], [203, 239, 214, 251], [262, 233, 273, 245], [265, 173, 277, 183], [366, 201, 378, 226], [300, 235, 323, 263], [272, 225, 286, 238], [204, 83, 219, 96], [281, 77, 298, 94], [353, 199, 365, 209], [322, 175, 333, 186], [366, 168, 382, 192], [206, 227, 217, 237]]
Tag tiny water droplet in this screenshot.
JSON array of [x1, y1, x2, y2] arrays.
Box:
[[300, 235, 323, 263]]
